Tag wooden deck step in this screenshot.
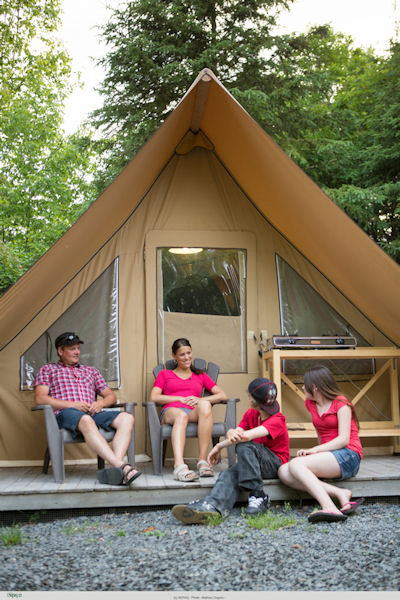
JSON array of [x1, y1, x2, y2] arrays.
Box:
[[0, 456, 399, 512]]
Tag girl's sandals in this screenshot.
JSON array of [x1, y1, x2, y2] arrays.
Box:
[[173, 464, 199, 482], [121, 463, 142, 486], [197, 460, 214, 477]]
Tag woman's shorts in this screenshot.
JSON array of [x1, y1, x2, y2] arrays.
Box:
[[159, 406, 192, 423], [330, 447, 361, 480], [56, 407, 121, 439]]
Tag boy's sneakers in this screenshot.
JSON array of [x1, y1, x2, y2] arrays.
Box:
[[245, 492, 270, 515], [172, 499, 220, 524]]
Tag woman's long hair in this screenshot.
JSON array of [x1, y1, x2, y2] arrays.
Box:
[[304, 365, 359, 429], [171, 338, 204, 374]]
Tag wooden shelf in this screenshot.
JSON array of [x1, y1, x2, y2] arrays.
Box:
[[288, 428, 400, 440], [262, 347, 400, 452]]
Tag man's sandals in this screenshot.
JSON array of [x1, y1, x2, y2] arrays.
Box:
[[97, 463, 142, 486], [120, 463, 142, 486]]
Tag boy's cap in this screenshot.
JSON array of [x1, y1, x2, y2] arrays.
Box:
[[248, 378, 279, 415], [55, 332, 84, 349]]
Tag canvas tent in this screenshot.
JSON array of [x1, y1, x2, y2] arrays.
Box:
[[0, 68, 399, 465]]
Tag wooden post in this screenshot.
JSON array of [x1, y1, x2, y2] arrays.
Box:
[[390, 357, 400, 453], [272, 350, 282, 412]]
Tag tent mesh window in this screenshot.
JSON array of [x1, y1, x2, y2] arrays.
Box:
[[20, 259, 120, 390], [275, 255, 373, 376], [157, 247, 247, 373]]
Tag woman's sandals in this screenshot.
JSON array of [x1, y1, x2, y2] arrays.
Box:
[[197, 460, 214, 477], [173, 464, 199, 482]]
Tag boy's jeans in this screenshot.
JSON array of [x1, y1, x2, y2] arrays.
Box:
[[204, 441, 282, 516]]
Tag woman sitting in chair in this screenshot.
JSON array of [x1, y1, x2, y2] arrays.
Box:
[[150, 337, 228, 481]]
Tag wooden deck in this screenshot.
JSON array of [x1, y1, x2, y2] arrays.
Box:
[[0, 456, 399, 513]]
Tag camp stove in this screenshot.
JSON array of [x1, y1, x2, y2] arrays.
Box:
[[267, 335, 357, 350]]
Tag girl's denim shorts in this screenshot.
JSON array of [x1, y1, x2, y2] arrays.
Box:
[[330, 447, 361, 480]]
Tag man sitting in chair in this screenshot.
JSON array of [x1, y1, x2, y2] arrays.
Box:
[[33, 332, 141, 486]]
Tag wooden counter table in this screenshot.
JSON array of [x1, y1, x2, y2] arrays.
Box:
[[261, 347, 400, 452]]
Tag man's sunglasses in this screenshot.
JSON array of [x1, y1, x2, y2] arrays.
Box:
[[60, 334, 78, 342]]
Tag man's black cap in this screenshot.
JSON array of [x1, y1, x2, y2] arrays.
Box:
[[55, 332, 84, 349]]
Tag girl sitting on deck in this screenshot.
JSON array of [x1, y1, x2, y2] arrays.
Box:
[[278, 364, 364, 523]]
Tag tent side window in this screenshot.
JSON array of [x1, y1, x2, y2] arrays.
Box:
[[20, 259, 120, 390], [275, 254, 373, 375], [157, 247, 247, 373]]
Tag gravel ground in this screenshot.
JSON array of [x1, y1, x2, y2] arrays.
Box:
[[0, 500, 399, 592]]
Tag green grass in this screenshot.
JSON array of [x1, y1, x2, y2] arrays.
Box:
[[243, 502, 298, 531], [143, 529, 167, 538], [60, 523, 86, 535], [29, 510, 47, 523], [230, 531, 246, 539], [115, 530, 126, 537], [0, 525, 23, 546], [60, 520, 101, 536], [206, 512, 225, 527]]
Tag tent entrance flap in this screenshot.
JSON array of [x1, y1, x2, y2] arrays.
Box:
[[145, 230, 258, 376], [157, 247, 247, 372]]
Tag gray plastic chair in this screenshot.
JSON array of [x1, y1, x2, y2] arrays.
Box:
[[32, 402, 136, 483], [143, 358, 239, 475]]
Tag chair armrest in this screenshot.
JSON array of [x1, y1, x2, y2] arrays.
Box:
[[32, 404, 62, 441], [31, 404, 57, 420], [114, 402, 136, 412], [224, 398, 240, 430], [32, 403, 137, 410], [211, 398, 240, 405], [91, 401, 137, 415], [142, 401, 162, 431]]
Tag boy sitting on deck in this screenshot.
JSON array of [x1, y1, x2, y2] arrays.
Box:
[[172, 378, 290, 524]]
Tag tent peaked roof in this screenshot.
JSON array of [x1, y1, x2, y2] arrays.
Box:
[[1, 69, 399, 349]]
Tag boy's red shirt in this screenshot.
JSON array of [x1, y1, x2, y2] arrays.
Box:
[[238, 408, 290, 464]]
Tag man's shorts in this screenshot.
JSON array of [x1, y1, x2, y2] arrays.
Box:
[[56, 407, 121, 439], [330, 447, 361, 480]]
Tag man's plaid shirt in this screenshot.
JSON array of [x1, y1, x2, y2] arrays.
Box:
[[33, 361, 109, 413]]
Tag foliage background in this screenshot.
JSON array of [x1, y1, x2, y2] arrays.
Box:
[[91, 0, 400, 264], [1, 0, 398, 296], [0, 0, 96, 293]]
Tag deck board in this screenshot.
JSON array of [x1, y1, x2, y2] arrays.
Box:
[[0, 467, 35, 492], [0, 456, 399, 512], [361, 457, 399, 474]]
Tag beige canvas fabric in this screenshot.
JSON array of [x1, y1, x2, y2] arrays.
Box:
[[0, 69, 398, 463]]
